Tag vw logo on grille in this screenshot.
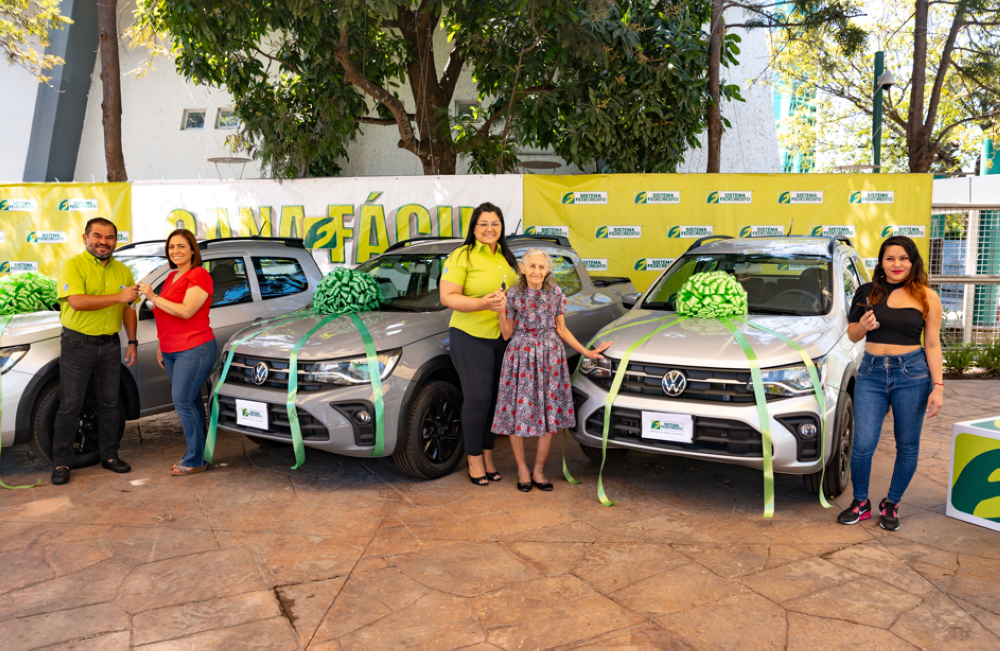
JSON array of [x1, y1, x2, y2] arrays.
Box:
[[662, 369, 687, 397], [252, 361, 270, 386]]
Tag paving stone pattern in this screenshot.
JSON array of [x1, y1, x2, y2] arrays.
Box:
[[1, 380, 999, 650]]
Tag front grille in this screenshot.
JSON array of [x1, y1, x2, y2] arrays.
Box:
[[590, 361, 786, 404], [224, 354, 324, 392], [217, 396, 329, 440], [585, 406, 762, 457]]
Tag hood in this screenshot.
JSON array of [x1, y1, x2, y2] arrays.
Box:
[[0, 311, 62, 346], [596, 309, 839, 369], [232, 309, 448, 361]]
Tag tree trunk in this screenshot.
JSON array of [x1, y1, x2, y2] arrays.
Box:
[[706, 0, 723, 173], [906, 0, 929, 173], [98, 0, 127, 182]]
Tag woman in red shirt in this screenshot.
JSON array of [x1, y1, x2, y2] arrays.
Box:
[[137, 229, 215, 475]]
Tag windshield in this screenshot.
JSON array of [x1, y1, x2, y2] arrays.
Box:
[[117, 255, 167, 281], [643, 253, 832, 316], [357, 253, 449, 312]]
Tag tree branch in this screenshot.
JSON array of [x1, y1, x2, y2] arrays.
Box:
[[440, 45, 465, 103], [236, 39, 303, 76], [924, 4, 966, 134], [355, 115, 415, 125]]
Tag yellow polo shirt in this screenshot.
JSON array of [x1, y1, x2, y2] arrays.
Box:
[[57, 251, 136, 336], [442, 241, 515, 339]]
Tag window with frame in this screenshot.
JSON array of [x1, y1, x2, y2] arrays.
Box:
[[454, 100, 480, 119], [204, 257, 252, 307], [182, 109, 206, 130], [216, 108, 240, 129], [252, 257, 308, 299], [552, 256, 583, 296], [842, 257, 861, 306]]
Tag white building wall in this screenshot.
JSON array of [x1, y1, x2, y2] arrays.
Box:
[[0, 64, 41, 182], [68, 12, 777, 181]]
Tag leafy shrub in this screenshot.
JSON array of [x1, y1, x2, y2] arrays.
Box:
[[977, 341, 1000, 376], [944, 344, 979, 376]]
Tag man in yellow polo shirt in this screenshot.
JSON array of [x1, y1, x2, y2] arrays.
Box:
[[51, 217, 139, 485]]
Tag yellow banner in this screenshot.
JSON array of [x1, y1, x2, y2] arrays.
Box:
[[0, 183, 132, 279], [523, 174, 932, 291]]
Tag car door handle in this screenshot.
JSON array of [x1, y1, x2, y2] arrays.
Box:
[[253, 317, 266, 325]]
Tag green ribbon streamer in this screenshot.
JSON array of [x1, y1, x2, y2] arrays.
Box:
[[287, 314, 339, 469], [719, 317, 776, 518], [0, 272, 58, 315], [597, 316, 690, 506], [349, 313, 385, 457], [204, 311, 310, 465], [735, 316, 831, 509], [0, 315, 42, 490], [561, 431, 580, 485]]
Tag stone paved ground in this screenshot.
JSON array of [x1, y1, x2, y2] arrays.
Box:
[[2, 380, 999, 651]]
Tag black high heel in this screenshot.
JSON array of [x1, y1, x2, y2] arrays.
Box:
[[532, 479, 554, 492], [485, 471, 502, 482], [469, 474, 489, 486]]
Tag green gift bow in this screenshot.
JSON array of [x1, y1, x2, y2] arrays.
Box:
[[0, 272, 58, 315], [205, 269, 385, 469], [565, 272, 831, 517], [0, 314, 43, 489]]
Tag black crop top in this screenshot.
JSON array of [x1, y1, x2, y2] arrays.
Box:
[[848, 282, 925, 346]]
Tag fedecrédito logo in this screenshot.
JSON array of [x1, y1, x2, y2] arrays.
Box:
[[862, 258, 878, 271], [810, 225, 856, 237], [707, 191, 752, 204], [241, 407, 264, 419], [850, 191, 894, 204], [58, 199, 99, 211], [595, 225, 641, 239], [582, 259, 608, 271], [950, 430, 1000, 521], [26, 231, 67, 244], [739, 225, 785, 238], [634, 191, 680, 204], [523, 226, 569, 237], [881, 225, 926, 238], [778, 191, 824, 204], [651, 420, 684, 432], [0, 199, 38, 211], [668, 225, 713, 239], [562, 192, 607, 205], [633, 258, 674, 271], [0, 261, 40, 273], [117, 231, 130, 243]]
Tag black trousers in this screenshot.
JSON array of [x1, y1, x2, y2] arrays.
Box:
[[449, 327, 509, 456], [52, 329, 122, 468]]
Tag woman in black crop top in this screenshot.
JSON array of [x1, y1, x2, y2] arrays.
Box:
[[837, 236, 943, 532]]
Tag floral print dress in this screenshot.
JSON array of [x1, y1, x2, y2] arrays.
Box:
[[492, 284, 575, 437]]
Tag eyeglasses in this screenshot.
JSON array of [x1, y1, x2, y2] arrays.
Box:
[[476, 222, 502, 229]]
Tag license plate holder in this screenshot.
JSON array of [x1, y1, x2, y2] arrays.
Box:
[[641, 411, 694, 444], [235, 399, 270, 430]]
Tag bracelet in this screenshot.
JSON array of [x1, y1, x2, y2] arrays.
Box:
[[933, 382, 945, 387]]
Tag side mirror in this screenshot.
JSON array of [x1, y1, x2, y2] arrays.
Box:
[[621, 292, 640, 308]]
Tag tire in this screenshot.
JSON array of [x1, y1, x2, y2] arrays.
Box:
[[393, 380, 465, 479], [579, 442, 629, 464], [28, 382, 127, 469], [803, 393, 853, 498]]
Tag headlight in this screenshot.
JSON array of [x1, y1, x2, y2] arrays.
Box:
[[0, 344, 30, 375], [580, 356, 613, 379], [756, 357, 826, 396], [308, 349, 401, 385]]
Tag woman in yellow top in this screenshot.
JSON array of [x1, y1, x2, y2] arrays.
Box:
[[440, 202, 519, 485]]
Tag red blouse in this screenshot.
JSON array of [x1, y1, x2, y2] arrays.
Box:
[[153, 266, 214, 353]]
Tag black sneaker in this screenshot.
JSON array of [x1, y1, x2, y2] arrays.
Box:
[[879, 498, 900, 531], [837, 499, 872, 525]]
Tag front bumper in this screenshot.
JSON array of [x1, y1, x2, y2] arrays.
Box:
[[570, 375, 839, 475], [1, 368, 33, 447], [215, 377, 408, 458]]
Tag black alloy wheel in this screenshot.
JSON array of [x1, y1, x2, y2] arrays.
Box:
[[393, 381, 465, 479]]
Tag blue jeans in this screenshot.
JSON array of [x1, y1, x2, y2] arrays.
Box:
[[162, 339, 218, 468], [851, 349, 931, 503]]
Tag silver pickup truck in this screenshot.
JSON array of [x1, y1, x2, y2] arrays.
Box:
[[214, 235, 636, 479]]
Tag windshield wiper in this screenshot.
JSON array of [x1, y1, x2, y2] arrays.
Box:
[[381, 304, 428, 312], [641, 302, 673, 310], [749, 307, 813, 317]]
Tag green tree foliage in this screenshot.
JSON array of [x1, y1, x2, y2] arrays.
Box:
[[135, 0, 720, 178], [773, 0, 1000, 173], [0, 0, 72, 83]]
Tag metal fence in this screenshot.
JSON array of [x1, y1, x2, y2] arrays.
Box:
[[929, 206, 1000, 346]]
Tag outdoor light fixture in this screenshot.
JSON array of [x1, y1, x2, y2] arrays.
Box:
[[876, 70, 895, 90]]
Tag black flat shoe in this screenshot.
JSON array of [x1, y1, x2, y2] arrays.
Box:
[[532, 479, 554, 492], [51, 467, 70, 485], [469, 474, 489, 486], [517, 481, 532, 492], [485, 471, 502, 482], [101, 457, 131, 474]]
